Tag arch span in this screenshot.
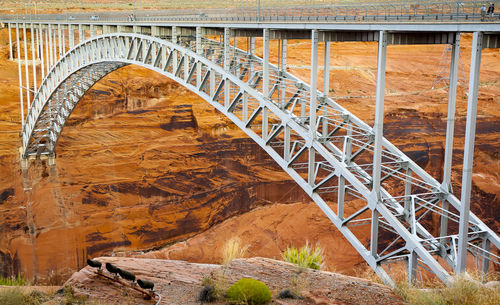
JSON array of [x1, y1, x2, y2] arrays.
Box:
[[22, 33, 500, 286]]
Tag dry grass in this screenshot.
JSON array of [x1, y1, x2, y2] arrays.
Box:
[[394, 274, 500, 305], [221, 237, 248, 265]]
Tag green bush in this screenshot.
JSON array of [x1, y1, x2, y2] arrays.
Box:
[[226, 278, 272, 305], [282, 242, 323, 270]]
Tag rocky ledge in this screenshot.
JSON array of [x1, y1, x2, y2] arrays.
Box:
[[64, 257, 406, 305]]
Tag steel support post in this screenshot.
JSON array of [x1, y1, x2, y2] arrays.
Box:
[[48, 24, 54, 67], [284, 124, 290, 162], [196, 26, 202, 87], [310, 29, 319, 139], [45, 27, 49, 74], [224, 27, 231, 108], [58, 24, 63, 57], [308, 29, 319, 187], [408, 251, 418, 285], [441, 33, 461, 242], [250, 36, 255, 75], [172, 26, 177, 68], [338, 119, 352, 220], [52, 28, 57, 63], [69, 25, 74, 48], [370, 30, 388, 258], [8, 23, 13, 60], [323, 41, 331, 97], [78, 24, 83, 44], [280, 39, 287, 106], [22, 23, 30, 106], [30, 23, 36, 99], [262, 29, 270, 140], [243, 91, 248, 124], [262, 29, 269, 97], [457, 31, 483, 274], [61, 26, 65, 54], [39, 26, 45, 78], [16, 23, 25, 127], [481, 238, 491, 277]]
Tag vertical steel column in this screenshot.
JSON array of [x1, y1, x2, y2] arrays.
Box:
[[30, 23, 37, 98], [22, 23, 30, 105], [52, 28, 57, 63], [250, 36, 255, 75], [338, 118, 352, 220], [280, 39, 287, 106], [323, 41, 331, 97], [16, 23, 25, 127], [310, 29, 319, 139], [78, 24, 83, 44], [45, 26, 50, 73], [408, 251, 418, 284], [69, 25, 75, 48], [196, 26, 202, 87], [8, 23, 13, 60], [61, 25, 66, 54], [48, 24, 54, 67], [370, 30, 388, 258], [481, 238, 491, 276], [262, 29, 270, 140], [457, 31, 483, 274], [172, 26, 177, 68], [308, 29, 319, 187], [39, 25, 45, 79], [58, 24, 63, 57], [224, 27, 231, 108], [441, 33, 461, 242]]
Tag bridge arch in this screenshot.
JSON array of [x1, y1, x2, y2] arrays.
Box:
[[21, 32, 500, 286]]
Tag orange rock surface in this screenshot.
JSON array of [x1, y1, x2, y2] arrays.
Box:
[[0, 26, 498, 284]]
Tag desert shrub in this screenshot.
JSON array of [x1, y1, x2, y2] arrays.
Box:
[[222, 237, 248, 265], [278, 289, 300, 299], [394, 275, 500, 305], [198, 275, 217, 303], [226, 278, 272, 305], [282, 242, 323, 270]]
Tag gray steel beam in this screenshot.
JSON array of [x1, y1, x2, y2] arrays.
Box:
[[457, 31, 483, 274], [31, 23, 36, 97], [16, 23, 24, 127], [224, 27, 231, 108], [441, 32, 461, 241], [370, 30, 388, 258], [323, 41, 330, 98], [23, 23, 30, 105]]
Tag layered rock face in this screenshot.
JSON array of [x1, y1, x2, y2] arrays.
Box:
[[0, 28, 498, 284]]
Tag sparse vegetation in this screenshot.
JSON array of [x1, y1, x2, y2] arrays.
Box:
[[0, 288, 51, 305], [222, 237, 248, 265], [198, 275, 218, 303], [278, 288, 301, 299], [226, 278, 272, 305], [0, 274, 27, 286], [394, 275, 500, 305], [282, 242, 323, 270]]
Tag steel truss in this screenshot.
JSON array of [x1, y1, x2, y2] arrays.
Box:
[[19, 32, 500, 286]]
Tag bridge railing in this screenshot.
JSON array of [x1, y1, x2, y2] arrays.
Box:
[[2, 0, 499, 23]]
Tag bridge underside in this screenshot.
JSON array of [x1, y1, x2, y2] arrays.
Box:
[[10, 25, 500, 287]]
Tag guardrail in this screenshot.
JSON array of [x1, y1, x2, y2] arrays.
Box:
[[1, 0, 499, 23]]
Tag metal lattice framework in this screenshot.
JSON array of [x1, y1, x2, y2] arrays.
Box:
[[17, 31, 500, 286]]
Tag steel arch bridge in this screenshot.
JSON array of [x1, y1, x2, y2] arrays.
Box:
[[4, 20, 500, 287]]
